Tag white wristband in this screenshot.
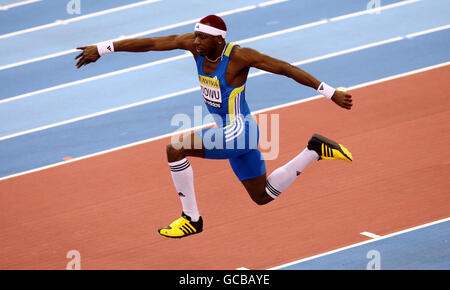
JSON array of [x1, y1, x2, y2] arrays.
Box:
[[317, 82, 336, 99], [97, 41, 115, 56]]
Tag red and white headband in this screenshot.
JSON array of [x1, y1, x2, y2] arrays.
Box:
[[194, 23, 226, 39]]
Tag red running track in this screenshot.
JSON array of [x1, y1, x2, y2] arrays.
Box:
[[0, 66, 449, 269]]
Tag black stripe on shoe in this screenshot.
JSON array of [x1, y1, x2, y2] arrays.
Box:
[[182, 225, 192, 234], [185, 223, 196, 233], [179, 226, 189, 235]]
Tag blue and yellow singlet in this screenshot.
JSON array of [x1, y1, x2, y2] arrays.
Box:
[[196, 42, 252, 142], [195, 42, 266, 181]]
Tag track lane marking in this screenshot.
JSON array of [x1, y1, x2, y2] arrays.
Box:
[[0, 36, 405, 139], [0, 0, 161, 39], [0, 61, 448, 181], [268, 217, 450, 270], [0, 0, 420, 71], [405, 24, 450, 38], [360, 232, 381, 239], [0, 0, 41, 10], [3, 28, 448, 140], [329, 0, 420, 22]]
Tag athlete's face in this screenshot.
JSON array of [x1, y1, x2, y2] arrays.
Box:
[[194, 21, 226, 56], [194, 31, 222, 56]]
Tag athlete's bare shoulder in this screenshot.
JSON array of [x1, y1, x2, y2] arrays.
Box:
[[174, 32, 196, 53], [229, 45, 264, 68]]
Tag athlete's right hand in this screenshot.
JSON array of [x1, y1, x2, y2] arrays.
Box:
[[331, 90, 353, 110], [74, 45, 100, 69]]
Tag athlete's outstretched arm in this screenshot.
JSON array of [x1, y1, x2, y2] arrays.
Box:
[[114, 33, 195, 52], [236, 47, 353, 110], [74, 33, 196, 69]]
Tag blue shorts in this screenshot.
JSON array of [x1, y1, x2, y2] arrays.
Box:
[[197, 115, 266, 181]]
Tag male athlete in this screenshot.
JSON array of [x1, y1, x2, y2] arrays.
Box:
[[75, 15, 353, 239]]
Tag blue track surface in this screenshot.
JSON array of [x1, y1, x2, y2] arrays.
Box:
[[0, 0, 450, 170], [1, 28, 449, 177], [278, 220, 450, 270], [0, 0, 147, 34], [1, 0, 449, 176], [1, 0, 411, 99]]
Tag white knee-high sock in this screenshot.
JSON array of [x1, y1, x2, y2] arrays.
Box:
[[265, 148, 319, 199], [168, 158, 200, 222]]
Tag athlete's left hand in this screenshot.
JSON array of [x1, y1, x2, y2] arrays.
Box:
[[331, 90, 353, 110], [74, 45, 100, 69]]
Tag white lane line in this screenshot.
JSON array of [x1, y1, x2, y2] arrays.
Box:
[[0, 5, 257, 71], [0, 48, 78, 71], [0, 33, 446, 141], [236, 267, 249, 270], [244, 62, 450, 116], [0, 0, 419, 71], [0, 120, 216, 182], [0, 18, 328, 105], [360, 232, 381, 239], [268, 217, 450, 270], [0, 85, 200, 141], [5, 15, 447, 105], [0, 0, 41, 10], [237, 19, 328, 45], [0, 36, 405, 140], [248, 37, 404, 79], [215, 5, 257, 17], [258, 0, 288, 8], [329, 0, 420, 22], [0, 61, 448, 182], [0, 53, 192, 105], [405, 24, 450, 38], [0, 0, 161, 39], [116, 5, 258, 40]]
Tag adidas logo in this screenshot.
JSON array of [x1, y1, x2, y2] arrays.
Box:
[[107, 45, 111, 51], [178, 192, 186, 197], [319, 84, 324, 91], [296, 171, 301, 176]]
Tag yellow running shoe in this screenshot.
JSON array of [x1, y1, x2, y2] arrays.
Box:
[[158, 212, 203, 239], [307, 133, 353, 163]]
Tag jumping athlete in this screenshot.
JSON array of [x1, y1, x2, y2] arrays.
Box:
[[75, 15, 353, 239]]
